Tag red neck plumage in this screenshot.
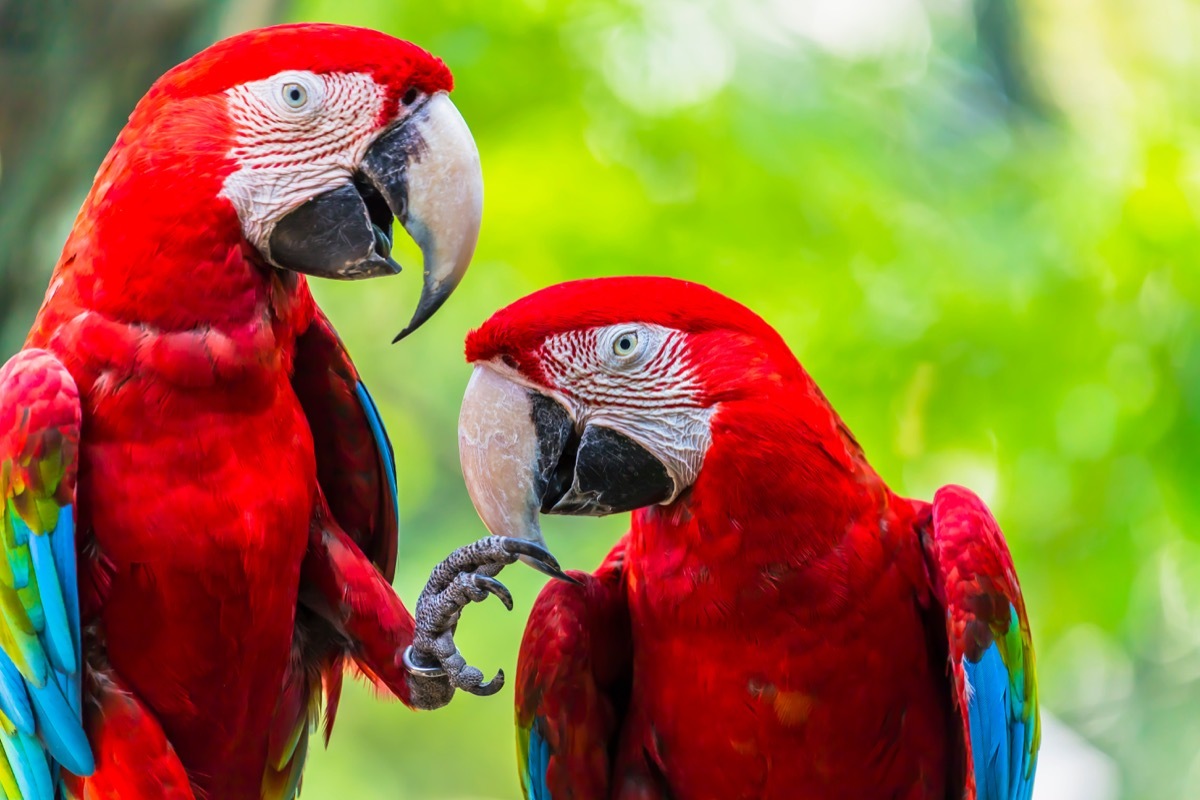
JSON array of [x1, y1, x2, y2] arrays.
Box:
[[28, 115, 315, 388], [635, 372, 895, 578]]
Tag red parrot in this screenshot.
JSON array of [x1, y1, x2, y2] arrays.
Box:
[[0, 23, 561, 799], [454, 277, 1040, 799]]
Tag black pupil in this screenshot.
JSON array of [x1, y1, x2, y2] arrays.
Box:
[[402, 88, 419, 105], [288, 87, 302, 102], [619, 337, 632, 351]]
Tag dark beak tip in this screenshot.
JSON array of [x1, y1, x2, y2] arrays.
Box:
[[391, 321, 419, 343], [391, 283, 455, 343]]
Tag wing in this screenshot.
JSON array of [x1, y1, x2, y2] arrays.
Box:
[[285, 311, 400, 787], [920, 485, 1039, 800], [292, 311, 399, 580], [516, 538, 632, 800], [0, 350, 93, 798]]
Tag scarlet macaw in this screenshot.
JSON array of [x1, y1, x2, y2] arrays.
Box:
[[0, 23, 560, 799], [454, 277, 1040, 799]]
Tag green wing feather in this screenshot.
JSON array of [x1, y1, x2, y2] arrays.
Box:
[[0, 350, 94, 798]]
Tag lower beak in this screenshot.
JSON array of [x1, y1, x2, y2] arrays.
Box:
[[458, 366, 674, 570], [268, 92, 483, 340]]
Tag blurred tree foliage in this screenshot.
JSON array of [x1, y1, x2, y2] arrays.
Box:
[[0, 0, 281, 352], [1, 1, 1197, 798]]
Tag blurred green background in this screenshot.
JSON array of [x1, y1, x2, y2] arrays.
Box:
[[2, 0, 1196, 797]]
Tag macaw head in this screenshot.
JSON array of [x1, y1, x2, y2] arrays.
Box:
[[75, 23, 482, 338], [457, 276, 846, 562]]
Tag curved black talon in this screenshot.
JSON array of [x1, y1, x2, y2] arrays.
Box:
[[472, 575, 514, 610], [501, 538, 582, 585], [463, 668, 505, 697]]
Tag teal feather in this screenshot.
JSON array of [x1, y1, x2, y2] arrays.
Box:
[[0, 728, 52, 800], [8, 518, 27, 548], [27, 678, 92, 777], [523, 720, 552, 800], [28, 533, 72, 675], [15, 586, 43, 642], [6, 518, 31, 593], [0, 658, 34, 735], [48, 508, 81, 702]]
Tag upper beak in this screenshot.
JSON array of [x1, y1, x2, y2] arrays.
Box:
[[268, 92, 483, 340], [458, 366, 675, 574]]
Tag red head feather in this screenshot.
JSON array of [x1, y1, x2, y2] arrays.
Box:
[[140, 24, 452, 126], [465, 277, 793, 360], [42, 24, 455, 333], [465, 276, 802, 403]]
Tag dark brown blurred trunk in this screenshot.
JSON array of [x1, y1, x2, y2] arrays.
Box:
[[0, 0, 282, 353]]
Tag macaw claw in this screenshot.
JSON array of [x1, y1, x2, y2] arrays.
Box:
[[480, 574, 514, 609], [406, 535, 571, 696], [501, 538, 582, 585]]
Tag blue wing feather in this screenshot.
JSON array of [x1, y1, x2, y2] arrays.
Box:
[[354, 382, 398, 513], [961, 607, 1037, 800], [965, 644, 1010, 800], [0, 504, 94, 793], [47, 507, 81, 721], [28, 533, 73, 676], [27, 673, 91, 777], [0, 730, 52, 799], [0, 659, 35, 736], [523, 721, 552, 800]]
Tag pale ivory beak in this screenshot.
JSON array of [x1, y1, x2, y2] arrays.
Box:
[[383, 92, 483, 341], [458, 365, 549, 547]]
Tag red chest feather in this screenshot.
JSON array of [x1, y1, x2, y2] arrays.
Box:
[[29, 289, 320, 793], [619, 503, 953, 799]]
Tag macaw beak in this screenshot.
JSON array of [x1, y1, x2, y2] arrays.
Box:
[[458, 365, 674, 576], [268, 91, 483, 340]]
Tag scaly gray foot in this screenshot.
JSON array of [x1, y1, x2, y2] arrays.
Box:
[[404, 536, 572, 697]]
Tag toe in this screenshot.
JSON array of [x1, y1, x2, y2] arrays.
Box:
[[470, 574, 514, 610]]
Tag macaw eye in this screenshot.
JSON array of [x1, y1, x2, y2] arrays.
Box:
[[402, 87, 420, 106], [613, 332, 639, 356], [281, 82, 308, 108]]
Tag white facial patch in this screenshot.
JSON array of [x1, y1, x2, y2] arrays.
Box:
[[220, 70, 387, 252], [539, 323, 714, 501]]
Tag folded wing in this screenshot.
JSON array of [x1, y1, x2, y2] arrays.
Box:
[[517, 539, 633, 800], [920, 485, 1039, 800], [0, 349, 93, 799]]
